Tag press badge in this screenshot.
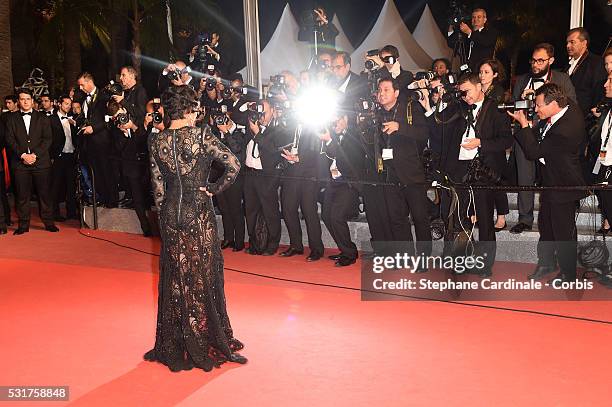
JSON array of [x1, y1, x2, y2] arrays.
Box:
[[593, 160, 602, 175], [382, 148, 393, 160], [291, 147, 298, 155]]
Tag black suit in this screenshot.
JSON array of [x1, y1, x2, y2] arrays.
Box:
[[49, 112, 78, 218], [321, 127, 365, 260], [243, 123, 284, 252], [379, 67, 414, 102], [442, 98, 513, 271], [337, 72, 368, 117], [447, 25, 497, 72], [212, 124, 246, 247], [82, 87, 119, 206], [566, 51, 607, 115], [514, 102, 586, 279], [380, 100, 432, 257], [120, 84, 148, 128], [0, 117, 7, 227], [298, 21, 339, 52], [4, 111, 55, 228], [280, 124, 324, 257], [512, 70, 577, 227]]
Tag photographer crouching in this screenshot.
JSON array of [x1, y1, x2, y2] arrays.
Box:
[[508, 83, 587, 283]]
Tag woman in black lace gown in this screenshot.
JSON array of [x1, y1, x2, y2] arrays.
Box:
[[144, 85, 246, 372]]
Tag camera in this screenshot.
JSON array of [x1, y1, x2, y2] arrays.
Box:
[[104, 80, 123, 97], [409, 89, 428, 102], [448, 1, 470, 29], [210, 105, 229, 126], [267, 75, 286, 98], [594, 100, 612, 114], [355, 98, 381, 129], [205, 77, 217, 92], [166, 69, 180, 82], [415, 71, 436, 81], [115, 112, 130, 125], [463, 156, 500, 185], [151, 98, 163, 124], [247, 102, 265, 124], [498, 92, 536, 120]]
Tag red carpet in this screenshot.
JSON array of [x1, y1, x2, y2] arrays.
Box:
[[1, 221, 611, 406]]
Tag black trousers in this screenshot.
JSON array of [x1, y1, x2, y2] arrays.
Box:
[[217, 173, 245, 246], [494, 191, 509, 216], [281, 177, 324, 255], [243, 169, 281, 251], [88, 141, 119, 206], [321, 181, 360, 259], [383, 184, 432, 257], [0, 170, 10, 223], [362, 183, 394, 254], [122, 162, 151, 234], [51, 153, 77, 217], [537, 199, 578, 279], [14, 166, 54, 228], [0, 174, 5, 227]]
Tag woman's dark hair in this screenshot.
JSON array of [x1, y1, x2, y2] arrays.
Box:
[[478, 58, 505, 83], [161, 85, 198, 121]]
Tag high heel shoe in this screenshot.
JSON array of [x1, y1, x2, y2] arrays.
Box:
[[229, 353, 248, 364], [494, 222, 507, 232], [597, 227, 610, 235]]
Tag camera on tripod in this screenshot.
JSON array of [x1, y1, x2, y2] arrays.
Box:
[[210, 105, 229, 126], [448, 1, 470, 30], [104, 80, 123, 97], [151, 98, 163, 124], [497, 92, 536, 120]]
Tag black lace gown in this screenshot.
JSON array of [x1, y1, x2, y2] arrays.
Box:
[[144, 125, 243, 372]]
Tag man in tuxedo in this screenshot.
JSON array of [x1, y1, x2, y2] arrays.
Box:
[[188, 32, 230, 75], [510, 43, 577, 235], [0, 95, 18, 226], [319, 113, 365, 266], [77, 71, 118, 208], [566, 27, 607, 115], [49, 95, 78, 221], [443, 73, 512, 276], [447, 8, 498, 72], [39, 94, 55, 117], [365, 45, 414, 101], [509, 83, 586, 283], [0, 115, 7, 233], [4, 88, 58, 234], [243, 100, 284, 255], [377, 77, 432, 267], [331, 51, 368, 111]]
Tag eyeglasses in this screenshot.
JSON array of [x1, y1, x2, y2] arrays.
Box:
[[529, 58, 551, 65], [331, 64, 346, 71]]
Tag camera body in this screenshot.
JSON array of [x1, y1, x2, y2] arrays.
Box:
[[104, 80, 123, 97], [448, 1, 471, 30], [267, 75, 286, 98], [151, 98, 163, 124], [247, 102, 265, 124], [498, 92, 536, 120], [210, 105, 229, 126], [355, 98, 382, 129]]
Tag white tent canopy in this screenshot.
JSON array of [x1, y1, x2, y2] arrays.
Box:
[[413, 4, 452, 62], [350, 0, 432, 72], [239, 4, 311, 82], [332, 14, 354, 54]]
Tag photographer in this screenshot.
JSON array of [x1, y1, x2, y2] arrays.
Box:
[[209, 107, 246, 251], [432, 58, 452, 77], [298, 6, 339, 53], [49, 95, 78, 221], [447, 8, 497, 72], [508, 83, 586, 283], [222, 73, 252, 126], [108, 99, 152, 236], [510, 43, 576, 235], [332, 51, 368, 112], [114, 66, 148, 129], [445, 73, 512, 276], [376, 77, 432, 264], [243, 100, 284, 256], [77, 72, 118, 208], [161, 61, 194, 91], [188, 32, 228, 74], [365, 45, 414, 97], [319, 113, 365, 266]]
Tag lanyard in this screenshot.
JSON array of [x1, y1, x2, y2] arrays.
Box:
[[601, 111, 612, 152]]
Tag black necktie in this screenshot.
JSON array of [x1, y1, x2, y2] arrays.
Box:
[[21, 112, 31, 116]]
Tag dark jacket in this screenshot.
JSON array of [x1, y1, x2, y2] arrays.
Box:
[[448, 25, 498, 72], [245, 123, 285, 174], [337, 71, 368, 116], [49, 112, 78, 160], [298, 21, 339, 51], [566, 51, 608, 115], [514, 101, 586, 203], [513, 70, 577, 105], [322, 127, 366, 183], [121, 83, 148, 128], [5, 110, 53, 170]]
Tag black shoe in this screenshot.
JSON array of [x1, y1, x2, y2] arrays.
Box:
[[494, 222, 507, 232], [13, 227, 29, 235], [5, 219, 12, 226], [245, 247, 261, 255], [232, 245, 244, 252], [229, 353, 248, 364], [45, 225, 60, 232], [0, 227, 7, 235], [221, 240, 234, 250], [262, 248, 277, 256], [597, 227, 611, 235], [143, 230, 152, 237], [510, 222, 532, 234], [528, 265, 557, 281], [328, 254, 342, 261], [466, 267, 492, 278], [279, 247, 304, 257], [547, 273, 573, 284], [306, 253, 322, 262], [335, 256, 356, 267], [118, 198, 134, 209]]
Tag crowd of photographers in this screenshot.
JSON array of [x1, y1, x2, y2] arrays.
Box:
[[1, 8, 612, 282]]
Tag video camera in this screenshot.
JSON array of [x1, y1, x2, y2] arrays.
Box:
[[448, 1, 471, 30], [497, 92, 536, 120]]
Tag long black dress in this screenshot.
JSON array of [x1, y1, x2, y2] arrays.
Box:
[[145, 125, 243, 372]]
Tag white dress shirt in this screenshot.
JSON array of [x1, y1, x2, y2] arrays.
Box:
[[21, 110, 33, 134], [567, 52, 585, 76], [338, 74, 351, 93], [599, 111, 612, 166], [245, 126, 265, 170], [458, 99, 484, 161], [83, 87, 97, 119], [538, 105, 569, 165], [57, 111, 75, 153]]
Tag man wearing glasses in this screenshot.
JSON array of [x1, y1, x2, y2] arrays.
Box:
[[331, 51, 367, 111], [509, 43, 576, 235]]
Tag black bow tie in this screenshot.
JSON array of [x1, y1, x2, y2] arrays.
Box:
[[20, 112, 32, 116], [60, 116, 69, 120], [532, 78, 545, 83]]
